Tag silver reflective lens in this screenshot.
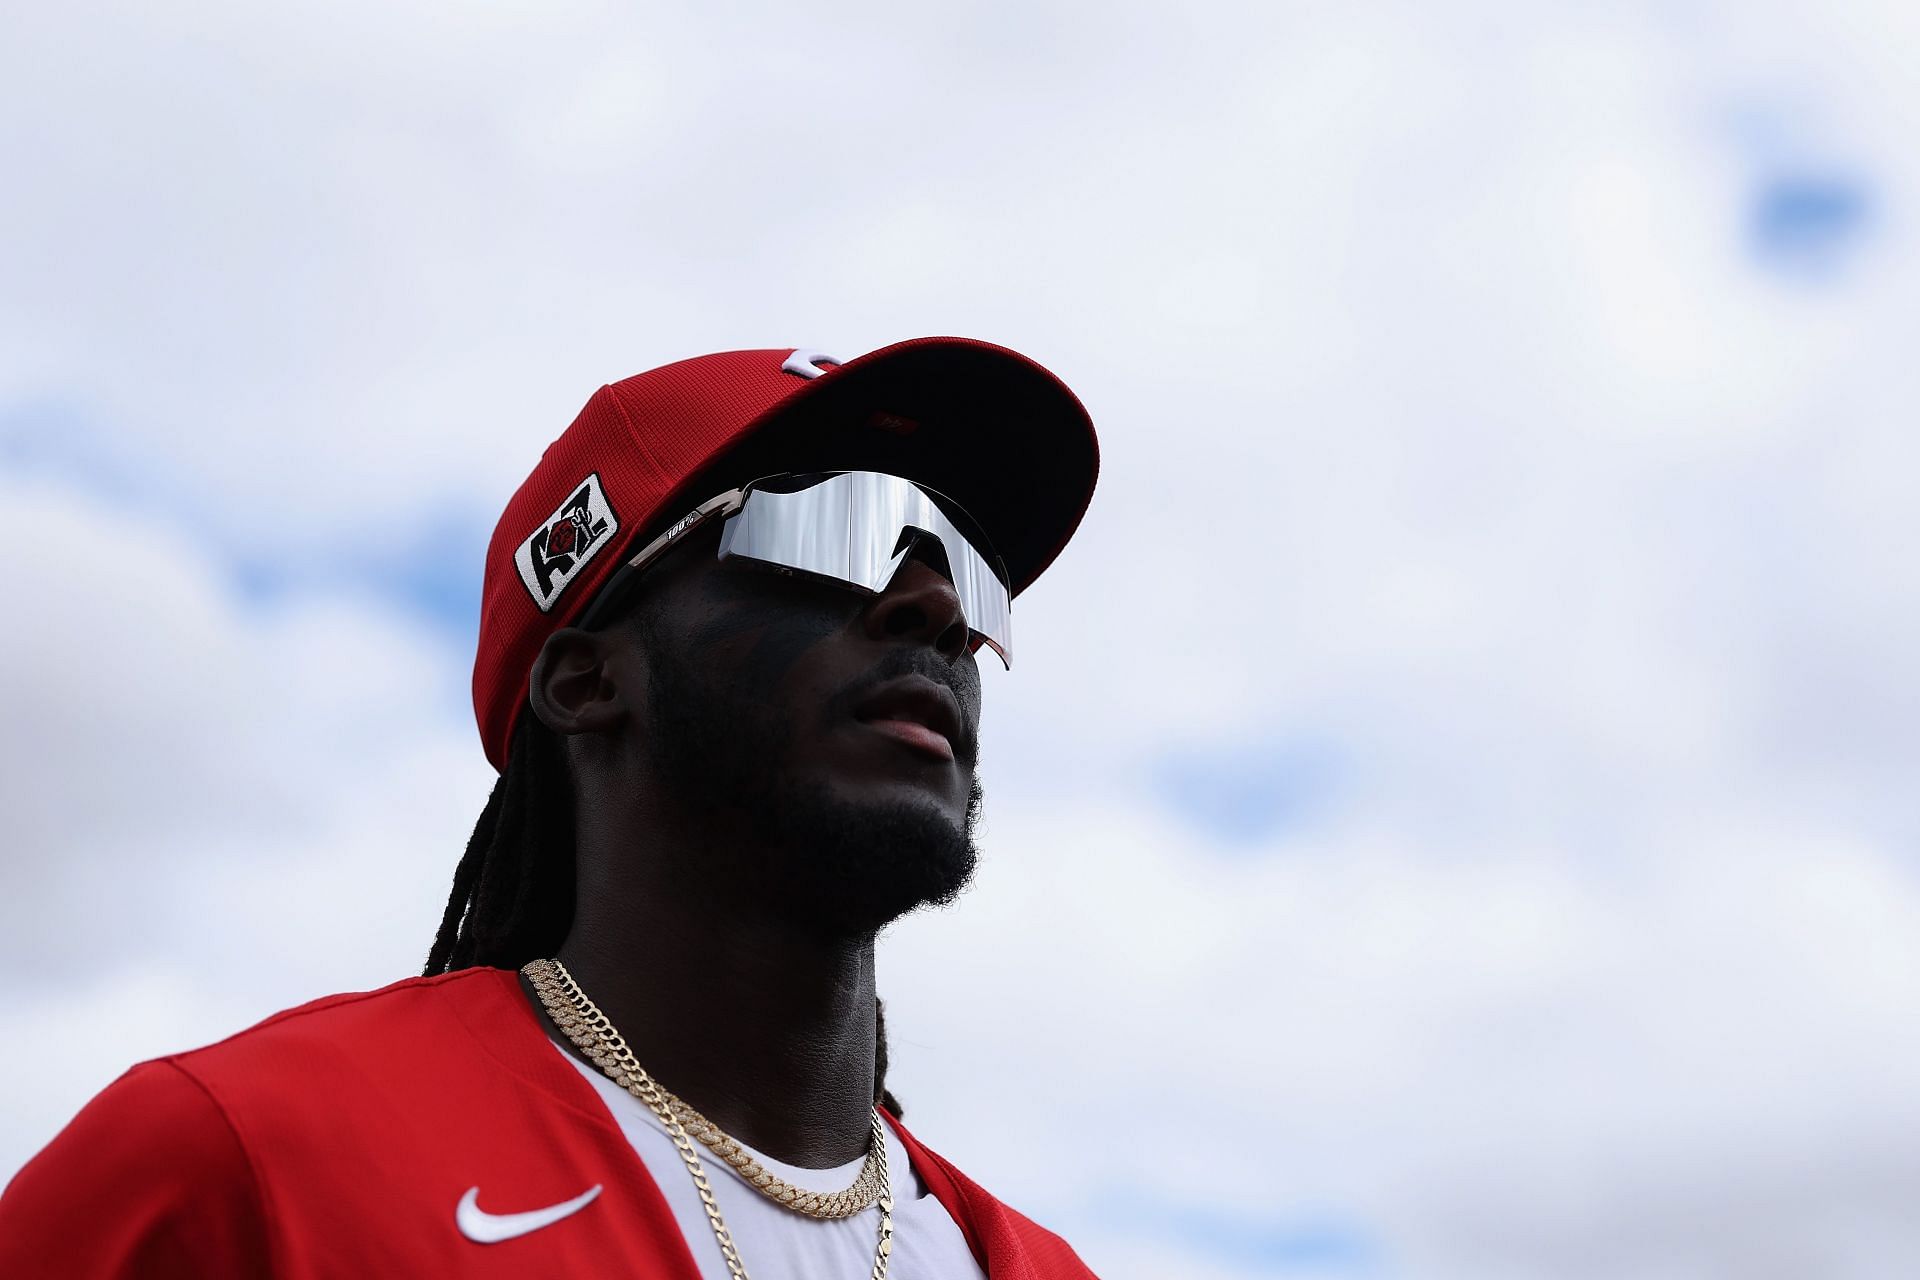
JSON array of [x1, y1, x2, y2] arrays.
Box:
[[719, 471, 1012, 667]]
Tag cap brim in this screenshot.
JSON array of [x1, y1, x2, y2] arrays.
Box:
[[643, 337, 1099, 599]]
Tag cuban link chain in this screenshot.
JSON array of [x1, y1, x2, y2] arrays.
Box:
[[524, 958, 896, 1280]]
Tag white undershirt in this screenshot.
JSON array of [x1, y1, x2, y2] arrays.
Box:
[[559, 1049, 988, 1280]]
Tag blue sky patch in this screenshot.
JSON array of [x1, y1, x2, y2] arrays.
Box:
[[2, 395, 491, 644], [1153, 731, 1345, 847], [228, 505, 491, 643], [1748, 171, 1874, 279]]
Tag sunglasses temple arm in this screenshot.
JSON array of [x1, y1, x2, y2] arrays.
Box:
[[577, 488, 746, 629]]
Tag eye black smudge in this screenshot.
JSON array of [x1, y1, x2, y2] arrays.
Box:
[[684, 571, 852, 700], [735, 606, 843, 700]]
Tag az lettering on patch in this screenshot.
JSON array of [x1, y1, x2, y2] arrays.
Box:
[[514, 474, 619, 612]]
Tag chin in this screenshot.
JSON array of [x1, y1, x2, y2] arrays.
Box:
[[746, 785, 981, 941]]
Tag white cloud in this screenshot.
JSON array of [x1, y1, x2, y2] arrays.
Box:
[[882, 800, 1920, 1278], [0, 470, 491, 1161]]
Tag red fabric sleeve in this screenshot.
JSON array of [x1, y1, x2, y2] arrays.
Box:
[[0, 1060, 272, 1279]]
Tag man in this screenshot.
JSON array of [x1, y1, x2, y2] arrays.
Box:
[[0, 338, 1102, 1278]]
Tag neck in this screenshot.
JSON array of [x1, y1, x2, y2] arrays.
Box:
[[535, 810, 881, 1169]]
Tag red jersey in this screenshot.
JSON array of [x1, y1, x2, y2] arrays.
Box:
[[0, 969, 1097, 1279]]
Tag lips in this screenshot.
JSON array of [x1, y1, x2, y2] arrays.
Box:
[[852, 677, 966, 761]]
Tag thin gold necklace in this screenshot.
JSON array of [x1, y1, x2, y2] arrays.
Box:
[[524, 958, 896, 1280]]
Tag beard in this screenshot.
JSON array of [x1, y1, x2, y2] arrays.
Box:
[[635, 615, 983, 941]]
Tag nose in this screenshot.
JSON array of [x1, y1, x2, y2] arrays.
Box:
[[863, 539, 971, 662]]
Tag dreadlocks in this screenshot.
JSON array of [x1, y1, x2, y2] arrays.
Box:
[[423, 710, 576, 977], [424, 704, 906, 1115]]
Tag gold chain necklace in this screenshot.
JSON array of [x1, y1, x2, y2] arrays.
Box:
[[524, 958, 896, 1280], [666, 1095, 889, 1218]]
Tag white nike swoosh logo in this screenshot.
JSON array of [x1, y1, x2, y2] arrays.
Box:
[[455, 1184, 603, 1244]]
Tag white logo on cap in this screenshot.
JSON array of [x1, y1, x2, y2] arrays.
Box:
[[514, 474, 620, 612], [781, 349, 841, 379]]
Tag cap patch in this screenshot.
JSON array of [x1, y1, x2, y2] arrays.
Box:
[[514, 473, 620, 612]]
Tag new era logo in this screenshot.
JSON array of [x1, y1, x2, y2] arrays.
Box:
[[515, 474, 619, 612]]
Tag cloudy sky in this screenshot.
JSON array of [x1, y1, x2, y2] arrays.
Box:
[[4, 1, 1917, 1276]]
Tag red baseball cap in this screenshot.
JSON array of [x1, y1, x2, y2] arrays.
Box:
[[472, 337, 1100, 771]]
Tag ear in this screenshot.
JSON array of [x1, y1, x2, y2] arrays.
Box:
[[527, 627, 630, 736]]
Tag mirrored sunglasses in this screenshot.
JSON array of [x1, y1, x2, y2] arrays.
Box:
[[578, 471, 1013, 667]]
